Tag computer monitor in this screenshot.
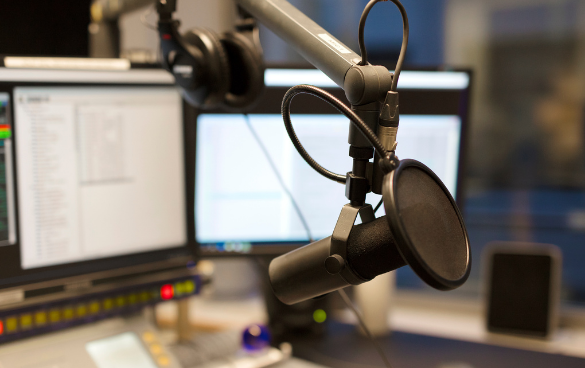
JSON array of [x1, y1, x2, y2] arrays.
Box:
[[0, 66, 198, 342], [196, 67, 471, 255]]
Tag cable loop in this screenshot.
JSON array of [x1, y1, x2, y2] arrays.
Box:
[[358, 0, 409, 91], [281, 84, 388, 184]]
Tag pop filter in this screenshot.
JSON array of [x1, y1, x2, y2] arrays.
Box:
[[382, 159, 470, 290], [268, 159, 471, 305]]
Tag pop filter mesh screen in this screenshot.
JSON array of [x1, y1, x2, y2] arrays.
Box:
[[396, 167, 467, 281]]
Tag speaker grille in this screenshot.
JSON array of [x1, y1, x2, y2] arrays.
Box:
[[395, 167, 467, 281]]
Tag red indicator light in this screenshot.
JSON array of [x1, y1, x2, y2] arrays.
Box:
[[162, 34, 172, 40], [0, 320, 3, 335], [160, 284, 174, 300]]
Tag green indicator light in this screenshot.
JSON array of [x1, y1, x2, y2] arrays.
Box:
[[175, 282, 185, 295], [116, 296, 126, 307], [20, 314, 32, 330], [35, 311, 47, 326], [0, 131, 11, 139], [184, 280, 195, 294], [89, 301, 100, 314], [5, 317, 17, 333], [140, 291, 150, 302], [49, 309, 61, 323], [313, 309, 327, 323], [76, 304, 87, 317], [63, 307, 74, 321]]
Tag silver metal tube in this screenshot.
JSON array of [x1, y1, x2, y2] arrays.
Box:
[[235, 0, 360, 88], [378, 126, 398, 151], [93, 0, 154, 21], [269, 236, 351, 305]]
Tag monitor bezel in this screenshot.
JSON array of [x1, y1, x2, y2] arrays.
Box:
[[195, 65, 472, 256], [0, 68, 197, 291]]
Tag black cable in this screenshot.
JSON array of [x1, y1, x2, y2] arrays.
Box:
[[374, 198, 384, 214], [282, 85, 388, 184], [247, 112, 390, 365], [243, 114, 314, 243], [358, 0, 409, 92], [338, 289, 393, 368]]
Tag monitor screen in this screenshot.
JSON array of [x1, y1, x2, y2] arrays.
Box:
[[0, 92, 16, 247], [14, 87, 186, 269], [196, 68, 470, 255], [0, 68, 195, 290]]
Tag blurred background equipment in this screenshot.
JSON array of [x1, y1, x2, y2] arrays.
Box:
[[1, 0, 585, 367], [0, 1, 91, 57], [89, 0, 155, 59], [484, 242, 562, 339]]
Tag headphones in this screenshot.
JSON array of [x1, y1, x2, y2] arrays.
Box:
[[156, 0, 265, 111]]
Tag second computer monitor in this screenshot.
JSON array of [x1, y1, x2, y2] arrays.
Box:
[[196, 68, 471, 255]]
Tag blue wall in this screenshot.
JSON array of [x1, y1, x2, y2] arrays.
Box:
[[262, 0, 446, 67]]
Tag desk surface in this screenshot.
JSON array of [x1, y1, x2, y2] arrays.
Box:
[[288, 322, 585, 368], [158, 296, 585, 367]]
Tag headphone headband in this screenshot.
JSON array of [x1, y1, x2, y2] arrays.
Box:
[[156, 0, 265, 110]]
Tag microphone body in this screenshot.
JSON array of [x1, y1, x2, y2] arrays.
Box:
[[269, 236, 347, 305], [269, 216, 405, 305]]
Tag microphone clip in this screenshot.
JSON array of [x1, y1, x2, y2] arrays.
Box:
[[325, 204, 376, 285]]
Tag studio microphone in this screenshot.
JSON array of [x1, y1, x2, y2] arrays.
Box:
[[269, 159, 471, 305], [264, 0, 470, 305]]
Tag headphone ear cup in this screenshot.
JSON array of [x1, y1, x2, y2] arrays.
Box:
[[182, 28, 230, 108], [220, 31, 265, 111]]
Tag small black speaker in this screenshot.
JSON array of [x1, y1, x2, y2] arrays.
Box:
[[484, 242, 562, 338]]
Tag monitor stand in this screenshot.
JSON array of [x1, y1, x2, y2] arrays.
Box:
[[176, 298, 191, 342]]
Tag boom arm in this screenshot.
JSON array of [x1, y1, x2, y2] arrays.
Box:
[[235, 0, 361, 88]]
